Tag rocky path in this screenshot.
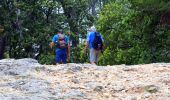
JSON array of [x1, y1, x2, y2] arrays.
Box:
[[0, 58, 170, 100]]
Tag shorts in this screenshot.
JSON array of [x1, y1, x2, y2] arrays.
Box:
[[56, 49, 67, 63], [90, 48, 101, 63]]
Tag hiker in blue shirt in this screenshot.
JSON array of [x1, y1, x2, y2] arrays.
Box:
[[85, 26, 104, 65], [50, 30, 70, 65]]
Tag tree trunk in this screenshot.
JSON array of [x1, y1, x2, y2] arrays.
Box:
[[148, 14, 160, 63], [91, 0, 98, 16], [0, 37, 6, 59], [99, 0, 102, 10]]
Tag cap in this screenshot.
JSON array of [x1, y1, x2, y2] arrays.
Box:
[[58, 29, 63, 34], [90, 26, 96, 32]]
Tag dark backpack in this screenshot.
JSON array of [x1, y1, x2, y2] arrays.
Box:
[[57, 34, 67, 49], [92, 32, 103, 50]]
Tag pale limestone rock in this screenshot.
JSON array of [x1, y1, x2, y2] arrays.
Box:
[[0, 58, 170, 100]]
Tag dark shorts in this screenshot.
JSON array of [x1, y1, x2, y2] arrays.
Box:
[[56, 49, 67, 63]]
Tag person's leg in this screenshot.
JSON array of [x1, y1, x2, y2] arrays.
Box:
[[56, 50, 62, 65], [95, 50, 101, 65], [90, 48, 96, 65], [60, 49, 67, 64]]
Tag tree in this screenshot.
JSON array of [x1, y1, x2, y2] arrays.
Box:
[[0, 0, 104, 63], [97, 0, 170, 65], [0, 27, 5, 59], [0, 0, 16, 59]]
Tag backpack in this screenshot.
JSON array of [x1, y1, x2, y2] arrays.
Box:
[[92, 32, 103, 50], [56, 34, 67, 49]]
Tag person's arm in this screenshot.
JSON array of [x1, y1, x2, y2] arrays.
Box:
[[67, 44, 70, 62], [50, 42, 55, 48], [100, 34, 104, 42], [85, 41, 89, 50], [50, 35, 57, 48], [100, 34, 105, 50], [84, 32, 90, 52], [66, 36, 70, 62]]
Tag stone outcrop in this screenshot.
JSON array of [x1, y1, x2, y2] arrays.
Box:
[[0, 58, 170, 100]]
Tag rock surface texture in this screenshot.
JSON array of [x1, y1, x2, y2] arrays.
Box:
[[0, 58, 170, 100]]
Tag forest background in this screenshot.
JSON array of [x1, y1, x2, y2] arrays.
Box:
[[0, 0, 169, 65]]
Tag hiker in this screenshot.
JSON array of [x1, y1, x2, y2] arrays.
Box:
[[50, 29, 70, 65], [85, 26, 104, 65]]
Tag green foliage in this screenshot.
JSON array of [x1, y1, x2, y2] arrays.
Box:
[[39, 53, 55, 65], [99, 48, 114, 65], [1, 0, 169, 65], [97, 0, 170, 65], [130, 0, 170, 11], [70, 45, 89, 63], [0, 0, 94, 61]]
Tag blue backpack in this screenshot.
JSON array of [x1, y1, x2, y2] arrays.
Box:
[[92, 32, 103, 50]]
